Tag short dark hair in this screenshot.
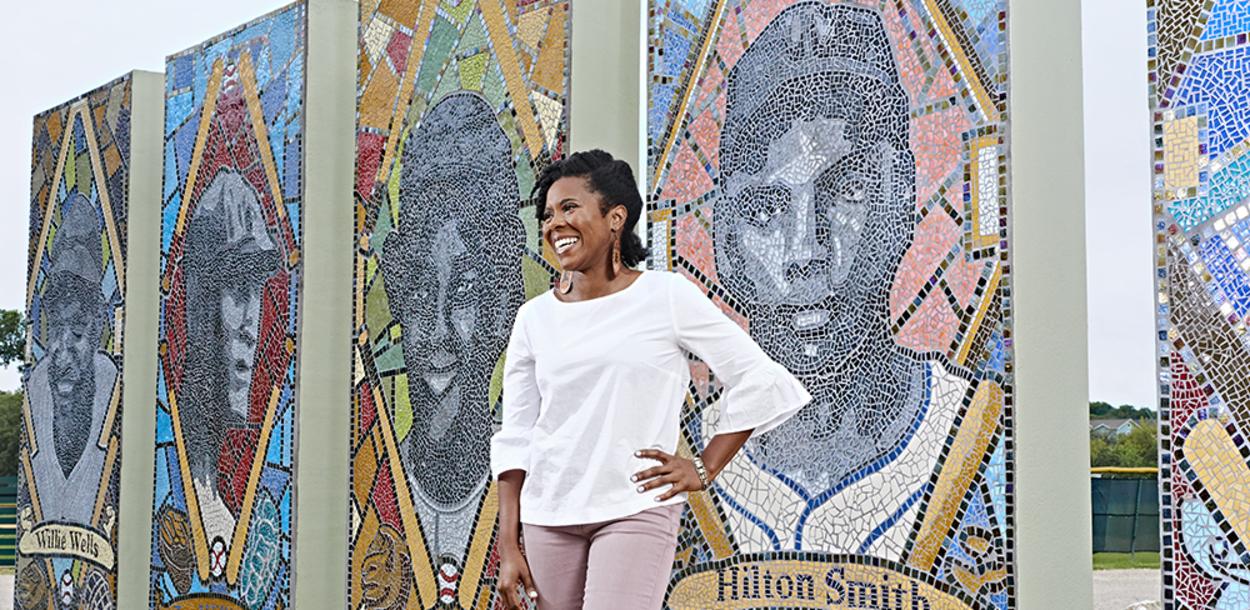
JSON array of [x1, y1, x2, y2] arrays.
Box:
[[532, 149, 647, 268]]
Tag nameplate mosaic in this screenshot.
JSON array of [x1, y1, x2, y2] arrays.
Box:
[[648, 0, 1014, 607], [18, 74, 134, 610]]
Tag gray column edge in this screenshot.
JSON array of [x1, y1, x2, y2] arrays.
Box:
[[116, 68, 165, 610], [1009, 0, 1094, 608], [569, 0, 647, 266], [292, 0, 357, 608]]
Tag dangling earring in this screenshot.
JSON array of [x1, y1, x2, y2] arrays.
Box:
[[558, 270, 574, 294], [611, 228, 622, 276]]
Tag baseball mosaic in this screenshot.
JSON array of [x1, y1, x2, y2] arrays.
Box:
[[348, 1, 568, 608], [648, 0, 1014, 607], [1149, 1, 1250, 608], [18, 74, 134, 610], [148, 4, 306, 608]]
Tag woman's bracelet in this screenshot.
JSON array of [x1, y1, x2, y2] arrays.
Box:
[[692, 455, 712, 490]]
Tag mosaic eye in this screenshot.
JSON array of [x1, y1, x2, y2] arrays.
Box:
[[456, 271, 479, 296], [837, 175, 868, 203], [737, 184, 790, 227]]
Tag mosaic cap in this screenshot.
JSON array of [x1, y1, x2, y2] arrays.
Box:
[[726, 1, 904, 122], [394, 91, 520, 240], [189, 169, 280, 274], [402, 93, 514, 187], [48, 193, 102, 288]]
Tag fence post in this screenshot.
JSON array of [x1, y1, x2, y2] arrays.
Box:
[[1131, 478, 1141, 555]]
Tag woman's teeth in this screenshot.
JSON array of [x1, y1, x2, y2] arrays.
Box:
[[555, 237, 579, 254]]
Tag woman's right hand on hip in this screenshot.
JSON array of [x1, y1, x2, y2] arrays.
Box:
[[497, 545, 538, 609]]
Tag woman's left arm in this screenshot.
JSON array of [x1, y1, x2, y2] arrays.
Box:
[[634, 429, 752, 501], [634, 275, 812, 500]]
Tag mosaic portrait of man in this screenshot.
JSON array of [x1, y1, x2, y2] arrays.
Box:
[[378, 92, 525, 577], [179, 168, 282, 555], [710, 1, 968, 557], [26, 193, 117, 526]]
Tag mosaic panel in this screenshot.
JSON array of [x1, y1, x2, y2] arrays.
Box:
[[17, 75, 132, 610], [648, 1, 1014, 607], [148, 4, 305, 608], [348, 1, 568, 608], [1150, 1, 1250, 608]]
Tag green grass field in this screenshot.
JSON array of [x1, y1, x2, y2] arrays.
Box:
[[1093, 552, 1160, 570]]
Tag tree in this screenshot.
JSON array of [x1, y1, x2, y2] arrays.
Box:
[[1114, 423, 1158, 468], [0, 391, 22, 476], [1090, 436, 1118, 467], [0, 310, 25, 477], [0, 309, 23, 368], [1090, 401, 1114, 419], [1089, 401, 1156, 421], [1089, 420, 1159, 469]]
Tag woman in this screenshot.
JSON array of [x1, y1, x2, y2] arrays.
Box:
[[491, 150, 811, 609]]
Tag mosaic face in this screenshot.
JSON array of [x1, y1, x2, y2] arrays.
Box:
[[45, 195, 107, 480], [350, 2, 569, 608], [182, 170, 281, 492], [149, 4, 304, 608], [381, 93, 522, 509], [1150, 2, 1250, 608], [650, 0, 1012, 607], [713, 3, 923, 491], [18, 75, 131, 610]]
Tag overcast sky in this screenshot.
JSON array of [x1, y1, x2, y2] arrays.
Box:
[[0, 0, 1157, 409], [0, 0, 294, 391], [1081, 0, 1156, 409]]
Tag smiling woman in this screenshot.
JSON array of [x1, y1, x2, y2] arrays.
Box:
[[532, 150, 649, 294], [489, 150, 812, 610]]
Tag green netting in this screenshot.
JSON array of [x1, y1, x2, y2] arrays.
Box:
[[1091, 477, 1160, 553], [0, 476, 15, 567]]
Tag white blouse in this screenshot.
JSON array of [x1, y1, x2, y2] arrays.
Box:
[[490, 270, 811, 526]]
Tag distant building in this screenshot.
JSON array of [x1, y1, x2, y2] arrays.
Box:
[[1090, 418, 1150, 438]]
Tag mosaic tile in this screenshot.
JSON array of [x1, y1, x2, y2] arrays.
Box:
[[648, 0, 1013, 606], [1204, 0, 1250, 41], [1151, 2, 1250, 608], [348, 2, 569, 609], [1164, 115, 1203, 192], [1173, 47, 1250, 159], [147, 4, 305, 608], [17, 74, 132, 610]]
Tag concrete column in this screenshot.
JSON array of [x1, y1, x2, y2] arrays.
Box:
[[1010, 0, 1094, 608], [569, 0, 644, 170], [116, 69, 165, 610], [292, 0, 357, 607], [569, 0, 647, 257]]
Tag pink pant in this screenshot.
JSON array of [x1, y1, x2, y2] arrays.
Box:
[[521, 504, 683, 609]]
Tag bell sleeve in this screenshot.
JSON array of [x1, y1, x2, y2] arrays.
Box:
[[490, 308, 541, 478], [669, 274, 812, 437]]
